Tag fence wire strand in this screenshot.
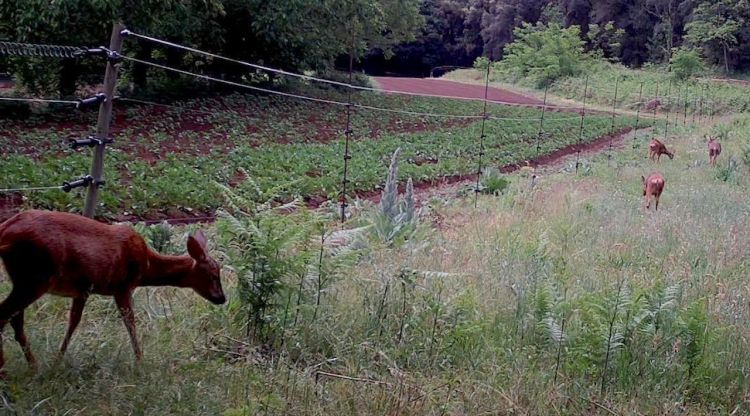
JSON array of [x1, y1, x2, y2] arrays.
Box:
[[0, 41, 88, 59], [119, 54, 607, 122], [124, 29, 595, 111], [0, 96, 80, 105], [0, 185, 62, 193]]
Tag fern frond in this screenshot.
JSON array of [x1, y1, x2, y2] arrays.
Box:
[[543, 315, 566, 343]]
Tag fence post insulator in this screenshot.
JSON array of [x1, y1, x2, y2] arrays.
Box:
[[120, 29, 132, 37], [69, 135, 112, 149], [77, 93, 107, 108], [62, 176, 93, 192], [106, 50, 123, 63], [73, 48, 106, 58]]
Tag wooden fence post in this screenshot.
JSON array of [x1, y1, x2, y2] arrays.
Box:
[[83, 22, 124, 218]]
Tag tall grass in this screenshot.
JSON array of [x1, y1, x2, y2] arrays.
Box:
[[447, 61, 750, 118]]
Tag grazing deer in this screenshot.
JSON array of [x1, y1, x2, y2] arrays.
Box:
[[648, 139, 674, 161], [0, 210, 225, 373], [642, 172, 665, 211], [707, 135, 722, 167]]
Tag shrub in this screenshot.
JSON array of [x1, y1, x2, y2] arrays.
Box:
[[670, 47, 705, 80], [477, 167, 510, 195], [499, 23, 589, 87], [473, 56, 490, 71]]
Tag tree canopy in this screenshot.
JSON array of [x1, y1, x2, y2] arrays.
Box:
[[2, 0, 750, 96], [0, 0, 421, 96], [369, 0, 750, 76]]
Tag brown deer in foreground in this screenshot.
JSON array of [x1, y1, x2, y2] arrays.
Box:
[[707, 135, 722, 167], [0, 210, 225, 373], [649, 139, 674, 162], [642, 172, 665, 211]]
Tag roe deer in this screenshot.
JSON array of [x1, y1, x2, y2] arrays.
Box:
[[707, 136, 722, 167], [0, 210, 225, 373], [642, 172, 665, 211], [649, 139, 674, 161]]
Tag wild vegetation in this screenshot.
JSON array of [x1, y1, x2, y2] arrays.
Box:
[[3, 1, 750, 414], [3, 0, 750, 94], [0, 111, 748, 414], [374, 0, 750, 76], [441, 22, 750, 120]]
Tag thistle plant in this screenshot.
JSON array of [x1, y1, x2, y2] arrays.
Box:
[[370, 148, 419, 246]]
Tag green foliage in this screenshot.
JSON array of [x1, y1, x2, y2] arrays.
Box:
[[587, 21, 625, 61], [215, 186, 315, 342], [132, 221, 178, 254], [715, 159, 738, 183], [684, 0, 748, 74], [0, 0, 224, 96], [473, 56, 489, 71], [1, 0, 421, 95], [477, 167, 510, 195], [499, 23, 589, 87], [494, 59, 750, 116], [677, 299, 710, 381], [670, 47, 705, 80]]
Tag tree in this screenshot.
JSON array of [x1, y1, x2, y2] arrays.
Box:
[[0, 0, 224, 96], [669, 47, 704, 80], [364, 0, 483, 76], [499, 23, 589, 87], [587, 21, 625, 61], [685, 0, 748, 74]]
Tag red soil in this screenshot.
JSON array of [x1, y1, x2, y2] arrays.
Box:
[[374, 77, 543, 105]]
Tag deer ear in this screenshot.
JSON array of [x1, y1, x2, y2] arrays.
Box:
[[194, 229, 207, 247], [187, 231, 207, 260]]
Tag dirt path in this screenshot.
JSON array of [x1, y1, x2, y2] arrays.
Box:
[[373, 76, 543, 106]]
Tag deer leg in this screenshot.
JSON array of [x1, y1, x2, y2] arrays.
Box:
[[59, 296, 88, 356], [655, 196, 659, 211], [10, 311, 36, 370], [115, 292, 142, 361], [0, 287, 45, 373]]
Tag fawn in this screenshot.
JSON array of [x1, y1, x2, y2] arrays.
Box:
[[649, 139, 674, 162], [707, 136, 722, 167], [642, 172, 665, 211], [0, 210, 225, 373]]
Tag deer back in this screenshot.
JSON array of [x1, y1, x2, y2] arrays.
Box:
[[0, 210, 149, 296]]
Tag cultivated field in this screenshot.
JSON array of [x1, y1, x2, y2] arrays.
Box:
[[1, 81, 640, 222]]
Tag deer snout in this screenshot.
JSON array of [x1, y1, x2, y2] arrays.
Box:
[[208, 282, 226, 304], [211, 292, 226, 305]]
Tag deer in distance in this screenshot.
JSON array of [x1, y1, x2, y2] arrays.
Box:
[[0, 209, 225, 374], [707, 135, 722, 167], [642, 172, 665, 211], [649, 139, 674, 162]]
